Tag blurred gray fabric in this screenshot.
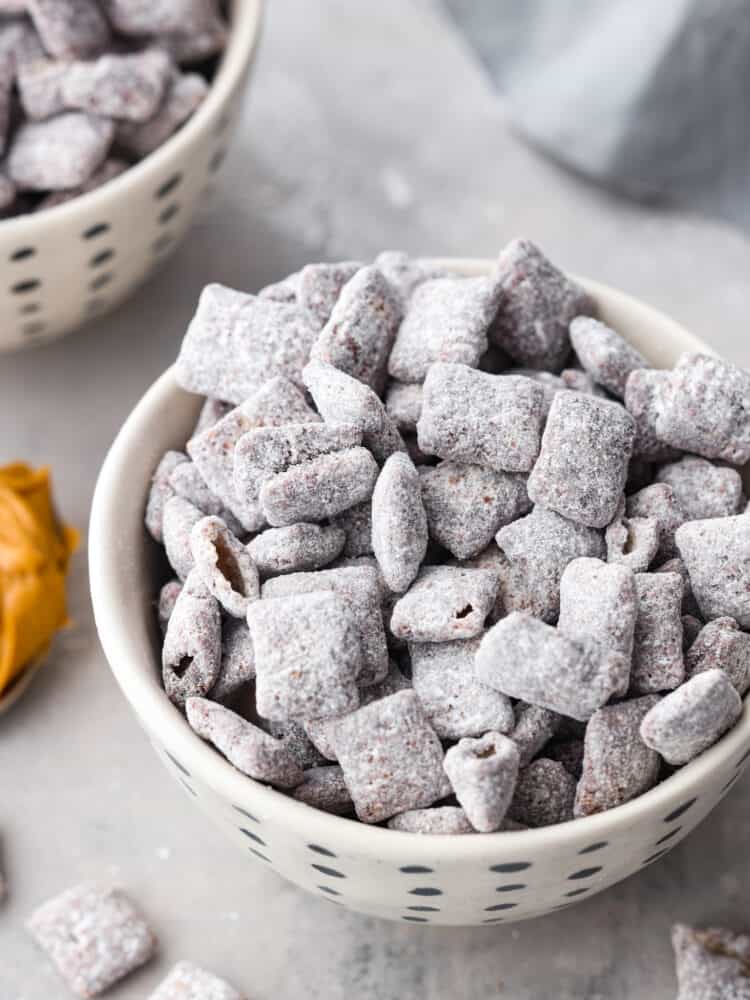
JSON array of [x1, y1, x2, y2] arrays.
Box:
[[444, 0, 750, 228]]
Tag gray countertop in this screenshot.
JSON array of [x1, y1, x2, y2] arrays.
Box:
[[2, 2, 750, 997]]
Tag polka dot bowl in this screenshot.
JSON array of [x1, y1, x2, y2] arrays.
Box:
[[0, 0, 262, 352], [89, 259, 750, 926]]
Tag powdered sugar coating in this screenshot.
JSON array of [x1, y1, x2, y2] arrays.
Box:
[[211, 618, 255, 701], [676, 515, 750, 627], [655, 455, 744, 521], [626, 483, 684, 561], [8, 111, 114, 190], [510, 702, 561, 767], [443, 732, 520, 832], [623, 369, 679, 463], [17, 58, 68, 119], [640, 669, 742, 765], [149, 961, 245, 1000], [162, 495, 203, 580], [161, 570, 221, 708], [298, 261, 362, 331], [389, 566, 500, 642], [507, 758, 576, 827], [29, 0, 110, 59], [672, 923, 750, 1000], [569, 315, 649, 397], [193, 398, 235, 440], [331, 501, 373, 557], [291, 765, 353, 815], [189, 516, 259, 618], [117, 71, 208, 157], [157, 579, 182, 634], [168, 462, 243, 535], [605, 500, 660, 573], [387, 805, 474, 835], [103, 0, 222, 35], [373, 250, 450, 304], [685, 617, 750, 695], [27, 882, 156, 998], [60, 48, 172, 122], [248, 523, 345, 577], [145, 450, 188, 543], [630, 572, 684, 694], [371, 452, 428, 592]]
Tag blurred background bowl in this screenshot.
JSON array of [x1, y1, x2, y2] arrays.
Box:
[[0, 0, 262, 353]]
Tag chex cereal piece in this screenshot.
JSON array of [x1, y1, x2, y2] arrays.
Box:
[[574, 696, 660, 817], [630, 572, 684, 694], [28, 0, 110, 60], [655, 353, 750, 464], [655, 556, 702, 617], [331, 501, 373, 557], [385, 381, 423, 433], [103, 0, 222, 34], [189, 516, 259, 618], [443, 732, 520, 832], [192, 398, 231, 437], [117, 71, 208, 157], [248, 523, 345, 577], [510, 702, 561, 768], [681, 614, 704, 650], [162, 495, 203, 580], [527, 391, 635, 528], [263, 564, 388, 687], [332, 689, 451, 823], [623, 369, 680, 462], [655, 455, 744, 521], [291, 765, 353, 815], [569, 316, 649, 397], [507, 758, 576, 827], [388, 806, 474, 835], [419, 461, 530, 560], [545, 739, 584, 779], [490, 238, 593, 371], [59, 49, 172, 123], [417, 363, 545, 472], [605, 499, 660, 573], [496, 505, 605, 622], [262, 719, 327, 771], [36, 156, 127, 209], [672, 923, 750, 1000], [248, 591, 362, 721], [476, 612, 629, 721], [373, 250, 450, 304], [311, 266, 401, 390], [162, 570, 221, 707], [159, 17, 228, 67], [410, 638, 514, 740], [626, 483, 684, 561], [27, 882, 156, 997], [210, 618, 254, 701], [640, 669, 742, 764], [676, 515, 750, 627], [17, 58, 68, 120], [558, 558, 637, 683], [505, 367, 566, 416], [261, 446, 378, 526], [685, 617, 750, 695], [145, 450, 188, 542], [169, 462, 242, 533], [388, 275, 502, 383], [298, 260, 362, 330], [157, 579, 182, 633], [371, 452, 428, 592], [8, 111, 114, 190], [149, 960, 245, 1000], [186, 697, 302, 787], [389, 566, 500, 642], [175, 285, 318, 404]]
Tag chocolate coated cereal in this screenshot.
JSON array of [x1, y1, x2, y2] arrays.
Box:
[[685, 617, 750, 695], [371, 452, 428, 592], [28, 0, 110, 60], [672, 923, 750, 999], [189, 515, 259, 618], [655, 455, 744, 521], [8, 111, 114, 190], [510, 702, 561, 768], [569, 315, 649, 397], [145, 450, 188, 543], [291, 765, 353, 815], [149, 961, 245, 1000], [624, 369, 679, 463], [162, 495, 203, 581], [385, 380, 423, 432], [162, 570, 221, 708], [248, 523, 345, 577], [507, 758, 576, 828], [211, 617, 255, 701], [676, 515, 750, 627], [387, 805, 474, 835], [630, 572, 684, 694], [443, 732, 520, 832], [389, 565, 500, 642], [298, 260, 362, 331]]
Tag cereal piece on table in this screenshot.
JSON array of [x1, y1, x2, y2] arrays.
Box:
[[331, 501, 373, 557], [443, 732, 520, 832], [672, 923, 750, 1000], [496, 505, 605, 622], [162, 495, 203, 580], [630, 572, 684, 694], [527, 391, 636, 528], [61, 49, 172, 122], [569, 315, 649, 397], [507, 758, 576, 827], [332, 689, 451, 823], [623, 369, 680, 463], [371, 452, 428, 592], [490, 238, 593, 371], [186, 697, 302, 788], [389, 566, 500, 642], [475, 612, 629, 721], [685, 617, 750, 695], [676, 515, 750, 627], [655, 455, 744, 521], [247, 523, 345, 577], [149, 961, 245, 1000], [298, 261, 362, 331], [605, 500, 660, 573], [145, 450, 188, 543], [626, 483, 684, 561], [192, 398, 231, 438], [419, 461, 530, 560], [545, 739, 585, 779], [373, 250, 450, 304], [388, 806, 474, 835], [162, 570, 221, 708], [655, 353, 750, 464], [640, 669, 742, 765], [682, 614, 703, 650], [574, 696, 660, 816], [292, 765, 353, 815], [175, 285, 318, 405], [263, 564, 388, 687], [36, 157, 127, 209], [247, 591, 362, 722], [388, 275, 502, 383], [410, 638, 514, 740], [510, 702, 561, 767], [385, 381, 423, 433], [117, 71, 208, 157], [8, 111, 114, 190], [261, 447, 379, 527], [211, 618, 254, 701], [311, 266, 401, 390], [157, 579, 182, 634], [417, 363, 545, 473], [189, 516, 258, 618], [28, 0, 110, 60], [17, 58, 68, 120]]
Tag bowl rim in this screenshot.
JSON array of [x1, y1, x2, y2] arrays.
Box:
[[0, 0, 263, 234], [89, 260, 749, 859]]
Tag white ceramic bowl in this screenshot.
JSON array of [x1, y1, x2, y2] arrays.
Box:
[[0, 0, 262, 352], [89, 260, 750, 926]]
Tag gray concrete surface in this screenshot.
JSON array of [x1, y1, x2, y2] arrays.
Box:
[[2, 1, 750, 997]]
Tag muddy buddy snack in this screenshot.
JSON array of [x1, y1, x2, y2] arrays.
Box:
[[0, 0, 225, 217], [147, 244, 750, 833], [149, 961, 245, 1000], [672, 923, 750, 999]]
